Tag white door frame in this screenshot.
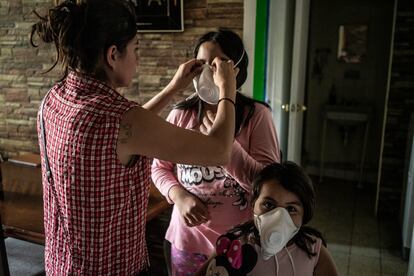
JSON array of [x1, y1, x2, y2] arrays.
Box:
[[287, 0, 311, 164], [242, 1, 256, 98], [266, 0, 295, 157], [375, 0, 398, 215], [244, 0, 311, 164]]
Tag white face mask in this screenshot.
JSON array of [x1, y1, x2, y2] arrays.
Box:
[[193, 63, 220, 105], [253, 207, 299, 260], [193, 50, 245, 105]]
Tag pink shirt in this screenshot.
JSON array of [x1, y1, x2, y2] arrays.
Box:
[[151, 103, 280, 256], [248, 237, 323, 276]]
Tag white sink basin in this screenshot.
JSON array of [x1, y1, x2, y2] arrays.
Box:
[[324, 105, 372, 122]]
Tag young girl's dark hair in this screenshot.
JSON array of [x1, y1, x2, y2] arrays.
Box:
[[229, 162, 326, 258], [30, 0, 136, 81], [174, 28, 270, 137]]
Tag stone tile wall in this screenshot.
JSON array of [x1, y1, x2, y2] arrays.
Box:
[[0, 0, 243, 157]]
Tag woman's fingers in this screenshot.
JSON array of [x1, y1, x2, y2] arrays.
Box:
[[177, 192, 210, 227], [194, 202, 210, 220], [183, 216, 194, 227], [199, 110, 216, 134], [211, 57, 237, 90], [211, 57, 234, 70], [184, 213, 206, 227], [169, 59, 204, 92], [184, 203, 210, 227], [199, 124, 208, 135], [206, 110, 216, 122], [184, 58, 204, 76], [202, 114, 213, 128]]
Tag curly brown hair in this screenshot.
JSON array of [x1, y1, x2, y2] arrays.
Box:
[[30, 0, 137, 81]]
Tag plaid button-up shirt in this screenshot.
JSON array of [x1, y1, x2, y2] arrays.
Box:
[[38, 71, 151, 275]]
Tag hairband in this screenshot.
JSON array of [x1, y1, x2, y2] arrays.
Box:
[[233, 50, 245, 68]]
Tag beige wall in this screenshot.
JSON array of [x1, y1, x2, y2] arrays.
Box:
[[0, 0, 243, 158]]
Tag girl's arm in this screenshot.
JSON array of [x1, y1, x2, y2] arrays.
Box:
[[223, 105, 280, 191], [118, 58, 237, 166], [314, 245, 339, 276], [151, 157, 179, 204], [152, 159, 210, 226], [142, 59, 203, 114], [150, 109, 185, 203], [151, 109, 210, 226]]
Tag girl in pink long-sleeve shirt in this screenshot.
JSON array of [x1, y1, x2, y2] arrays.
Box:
[[151, 28, 280, 275]]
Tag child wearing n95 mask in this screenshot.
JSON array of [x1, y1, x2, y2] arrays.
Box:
[[197, 162, 339, 276]]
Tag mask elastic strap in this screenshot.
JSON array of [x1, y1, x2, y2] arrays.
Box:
[[233, 49, 245, 68], [274, 254, 279, 276], [285, 246, 296, 276], [186, 92, 198, 101]]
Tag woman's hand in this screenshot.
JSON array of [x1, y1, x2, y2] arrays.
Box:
[[167, 59, 204, 93], [199, 110, 216, 135], [169, 186, 210, 227], [142, 59, 203, 113], [211, 57, 238, 93]]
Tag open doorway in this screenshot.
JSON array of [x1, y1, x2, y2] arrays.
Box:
[[244, 0, 408, 222], [265, 1, 406, 273], [266, 0, 395, 192], [301, 0, 395, 192]]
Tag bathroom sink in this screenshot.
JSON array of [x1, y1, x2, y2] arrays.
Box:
[[323, 104, 372, 123], [320, 104, 373, 187]]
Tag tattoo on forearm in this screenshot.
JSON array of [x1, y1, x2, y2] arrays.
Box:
[[120, 122, 132, 144]]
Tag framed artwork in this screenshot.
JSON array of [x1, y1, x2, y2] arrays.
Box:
[[337, 24, 368, 63], [131, 0, 184, 32]]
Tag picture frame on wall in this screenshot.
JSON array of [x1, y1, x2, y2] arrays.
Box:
[[131, 0, 184, 32], [337, 24, 368, 63]]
